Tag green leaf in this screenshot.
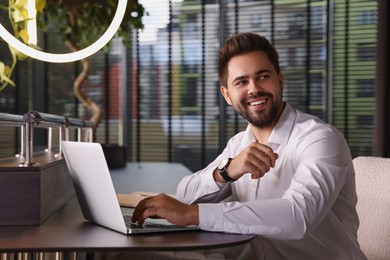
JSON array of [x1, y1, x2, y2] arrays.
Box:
[[35, 0, 46, 12], [0, 62, 16, 91]]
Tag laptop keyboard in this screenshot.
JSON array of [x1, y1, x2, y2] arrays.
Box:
[[123, 214, 179, 229]]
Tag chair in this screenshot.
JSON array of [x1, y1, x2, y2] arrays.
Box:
[[353, 156, 390, 260]]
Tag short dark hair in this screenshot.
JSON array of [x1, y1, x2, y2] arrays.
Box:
[[218, 32, 280, 87]]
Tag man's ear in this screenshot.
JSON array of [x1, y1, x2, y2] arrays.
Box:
[[220, 86, 232, 105]]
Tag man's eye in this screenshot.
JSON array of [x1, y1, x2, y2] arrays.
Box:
[[235, 80, 247, 86]]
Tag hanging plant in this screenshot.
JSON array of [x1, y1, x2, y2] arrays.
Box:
[[37, 0, 145, 50], [0, 0, 146, 139], [0, 0, 46, 90], [35, 0, 146, 137]]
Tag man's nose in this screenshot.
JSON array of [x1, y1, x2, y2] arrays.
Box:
[[247, 80, 263, 95]]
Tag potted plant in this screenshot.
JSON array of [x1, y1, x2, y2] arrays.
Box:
[[0, 0, 145, 136]]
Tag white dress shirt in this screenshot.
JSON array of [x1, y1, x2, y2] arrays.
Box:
[[176, 103, 367, 260]]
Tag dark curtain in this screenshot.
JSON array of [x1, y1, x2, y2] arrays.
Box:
[[374, 0, 390, 157]]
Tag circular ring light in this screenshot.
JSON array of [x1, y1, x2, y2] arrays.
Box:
[[0, 0, 127, 63]]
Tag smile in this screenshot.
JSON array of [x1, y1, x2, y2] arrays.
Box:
[[248, 98, 268, 106]]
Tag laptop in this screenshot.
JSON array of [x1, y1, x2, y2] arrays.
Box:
[[61, 140, 199, 235]]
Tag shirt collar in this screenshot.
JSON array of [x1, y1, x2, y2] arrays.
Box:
[[241, 102, 296, 148], [268, 102, 296, 146]]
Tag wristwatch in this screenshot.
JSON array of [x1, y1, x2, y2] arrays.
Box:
[[217, 158, 236, 182]]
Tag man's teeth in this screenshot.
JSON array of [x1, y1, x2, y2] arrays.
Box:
[[249, 100, 266, 106]]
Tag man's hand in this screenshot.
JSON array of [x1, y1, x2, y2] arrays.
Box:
[[131, 193, 199, 227], [216, 142, 278, 181]]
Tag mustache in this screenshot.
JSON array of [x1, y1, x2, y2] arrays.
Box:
[[244, 92, 273, 103]]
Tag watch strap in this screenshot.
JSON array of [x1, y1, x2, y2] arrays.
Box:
[[219, 168, 236, 182], [218, 158, 236, 182]]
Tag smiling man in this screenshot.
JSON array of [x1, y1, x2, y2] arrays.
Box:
[[130, 32, 367, 259]]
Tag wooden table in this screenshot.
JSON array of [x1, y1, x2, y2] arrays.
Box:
[[0, 163, 255, 254]]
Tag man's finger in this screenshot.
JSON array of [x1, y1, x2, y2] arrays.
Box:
[[131, 196, 153, 223]]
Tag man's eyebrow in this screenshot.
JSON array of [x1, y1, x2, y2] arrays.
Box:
[[232, 75, 248, 84], [254, 69, 271, 75]]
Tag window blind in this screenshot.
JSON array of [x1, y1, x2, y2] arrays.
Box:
[[332, 0, 377, 155], [130, 0, 377, 172]]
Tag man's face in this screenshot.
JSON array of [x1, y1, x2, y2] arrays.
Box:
[[220, 51, 284, 129]]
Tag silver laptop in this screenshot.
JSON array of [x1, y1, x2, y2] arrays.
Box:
[[61, 141, 199, 235]]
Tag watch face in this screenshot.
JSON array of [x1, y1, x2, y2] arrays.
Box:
[[218, 158, 229, 170]]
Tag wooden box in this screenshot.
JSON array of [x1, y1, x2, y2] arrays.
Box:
[[0, 153, 75, 225]]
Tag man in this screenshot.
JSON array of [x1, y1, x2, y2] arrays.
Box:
[[132, 32, 366, 259]]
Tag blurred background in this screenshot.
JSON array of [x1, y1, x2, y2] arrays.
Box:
[[0, 0, 382, 172]]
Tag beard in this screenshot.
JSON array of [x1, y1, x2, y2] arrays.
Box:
[[236, 92, 282, 129]]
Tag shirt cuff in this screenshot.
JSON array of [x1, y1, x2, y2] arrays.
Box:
[[215, 181, 228, 189], [198, 203, 225, 231]]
